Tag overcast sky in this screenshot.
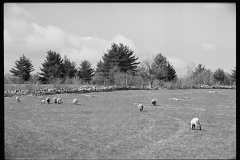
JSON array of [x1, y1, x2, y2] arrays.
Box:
[[4, 3, 236, 76]]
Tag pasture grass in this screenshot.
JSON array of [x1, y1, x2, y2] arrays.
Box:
[[4, 89, 236, 159]]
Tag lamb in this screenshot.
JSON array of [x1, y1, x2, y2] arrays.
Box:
[[57, 98, 62, 104], [46, 97, 50, 104], [41, 100, 45, 103], [138, 103, 144, 111], [72, 98, 78, 105], [151, 99, 156, 105], [53, 97, 57, 103], [16, 96, 20, 103], [190, 118, 201, 130]]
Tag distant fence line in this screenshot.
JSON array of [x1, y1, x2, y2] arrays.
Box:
[[4, 84, 236, 97]]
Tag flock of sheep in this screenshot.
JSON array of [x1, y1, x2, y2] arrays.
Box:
[[15, 95, 201, 130], [16, 96, 77, 105]]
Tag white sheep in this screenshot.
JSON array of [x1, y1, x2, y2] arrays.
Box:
[[151, 99, 156, 105], [53, 97, 57, 103], [72, 98, 78, 105], [190, 118, 201, 130], [172, 98, 179, 101], [138, 103, 144, 111], [57, 98, 62, 104], [46, 97, 50, 104], [41, 100, 45, 103], [16, 96, 20, 103], [209, 91, 217, 94]]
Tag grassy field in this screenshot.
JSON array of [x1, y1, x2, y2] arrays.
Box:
[[4, 89, 236, 159]]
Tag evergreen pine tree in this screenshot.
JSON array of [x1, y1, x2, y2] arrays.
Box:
[[77, 60, 95, 83], [193, 64, 205, 77], [95, 43, 140, 81], [138, 53, 178, 84], [213, 68, 225, 84], [153, 53, 168, 81], [230, 66, 236, 82], [62, 55, 77, 79], [10, 54, 35, 82], [104, 43, 140, 73], [38, 50, 64, 84], [164, 62, 177, 81]]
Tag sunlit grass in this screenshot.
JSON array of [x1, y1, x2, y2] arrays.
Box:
[[4, 89, 236, 159]]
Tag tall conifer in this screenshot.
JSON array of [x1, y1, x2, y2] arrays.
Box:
[[10, 54, 35, 82], [38, 50, 64, 84]]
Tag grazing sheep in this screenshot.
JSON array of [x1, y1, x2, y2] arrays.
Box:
[[53, 97, 57, 103], [46, 97, 50, 104], [72, 98, 78, 105], [16, 96, 20, 103], [57, 98, 62, 104], [190, 118, 201, 130], [209, 91, 217, 94], [138, 103, 144, 111], [170, 98, 179, 101], [151, 99, 156, 105], [41, 100, 45, 103]]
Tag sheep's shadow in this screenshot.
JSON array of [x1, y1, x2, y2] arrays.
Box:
[[189, 128, 206, 132], [45, 103, 64, 104], [44, 103, 81, 105]]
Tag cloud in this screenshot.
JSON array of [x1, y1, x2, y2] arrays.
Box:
[[112, 34, 138, 51], [191, 43, 217, 54], [167, 56, 186, 76], [135, 44, 161, 62], [201, 43, 216, 52], [134, 44, 187, 76], [143, 44, 160, 54], [135, 44, 186, 74], [167, 56, 186, 69], [4, 3, 34, 20], [4, 3, 187, 76], [24, 24, 70, 53], [4, 4, 139, 73]]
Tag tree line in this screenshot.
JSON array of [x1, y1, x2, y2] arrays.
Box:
[[6, 43, 236, 87]]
